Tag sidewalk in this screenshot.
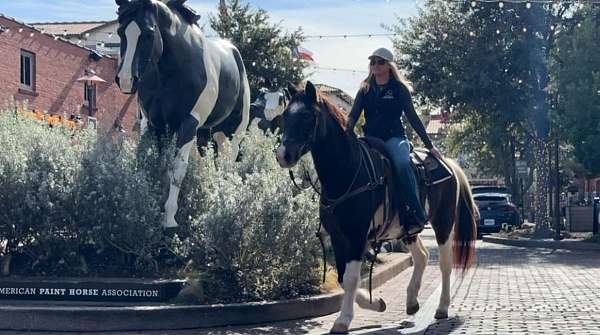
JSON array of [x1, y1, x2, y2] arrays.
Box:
[[483, 234, 600, 251]]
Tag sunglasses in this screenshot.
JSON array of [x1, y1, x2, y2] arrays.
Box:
[[370, 59, 387, 66]]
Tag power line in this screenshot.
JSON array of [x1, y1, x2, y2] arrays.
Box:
[[304, 33, 398, 39], [311, 66, 368, 74]]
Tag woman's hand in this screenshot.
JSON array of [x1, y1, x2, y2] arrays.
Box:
[[429, 146, 443, 159]]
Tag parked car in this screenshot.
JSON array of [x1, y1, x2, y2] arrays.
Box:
[[472, 186, 511, 200], [473, 193, 521, 236]]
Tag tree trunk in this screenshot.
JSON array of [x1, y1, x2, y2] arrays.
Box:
[[533, 138, 550, 231]]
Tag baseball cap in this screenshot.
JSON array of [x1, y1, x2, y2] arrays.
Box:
[[368, 47, 394, 62]]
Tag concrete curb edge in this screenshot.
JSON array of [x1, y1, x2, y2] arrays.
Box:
[[0, 253, 413, 331]]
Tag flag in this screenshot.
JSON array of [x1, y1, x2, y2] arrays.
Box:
[[295, 46, 315, 62]]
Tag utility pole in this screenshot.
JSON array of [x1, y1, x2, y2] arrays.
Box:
[[554, 135, 561, 240]]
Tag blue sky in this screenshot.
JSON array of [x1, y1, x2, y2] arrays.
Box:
[[0, 0, 419, 95]]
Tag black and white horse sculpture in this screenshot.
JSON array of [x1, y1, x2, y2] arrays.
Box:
[[115, 0, 250, 228], [276, 82, 478, 334]]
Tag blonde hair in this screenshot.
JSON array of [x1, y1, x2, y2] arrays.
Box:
[[361, 61, 413, 93]]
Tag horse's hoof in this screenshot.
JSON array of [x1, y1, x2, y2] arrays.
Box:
[[434, 309, 449, 319], [330, 322, 349, 334], [406, 302, 420, 315], [378, 298, 387, 312]]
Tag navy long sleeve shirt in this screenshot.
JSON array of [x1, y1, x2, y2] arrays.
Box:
[[349, 78, 433, 149]]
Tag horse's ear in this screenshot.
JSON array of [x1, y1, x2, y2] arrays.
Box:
[[287, 81, 299, 96], [305, 81, 317, 104], [115, 0, 128, 6]]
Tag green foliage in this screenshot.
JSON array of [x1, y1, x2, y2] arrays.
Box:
[[550, 6, 600, 176], [0, 110, 321, 303], [388, 0, 582, 191], [175, 127, 321, 303], [209, 0, 308, 98]]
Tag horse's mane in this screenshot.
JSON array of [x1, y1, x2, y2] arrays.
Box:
[[318, 93, 348, 132], [164, 0, 201, 25], [118, 0, 200, 25]]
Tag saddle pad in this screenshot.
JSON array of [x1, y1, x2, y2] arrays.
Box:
[[412, 149, 453, 185]]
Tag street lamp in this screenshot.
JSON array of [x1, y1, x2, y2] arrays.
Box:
[[76, 69, 106, 117]]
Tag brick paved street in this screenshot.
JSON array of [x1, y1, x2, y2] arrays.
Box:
[[4, 228, 600, 335]]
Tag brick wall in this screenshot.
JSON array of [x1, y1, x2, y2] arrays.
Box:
[[0, 16, 138, 134]]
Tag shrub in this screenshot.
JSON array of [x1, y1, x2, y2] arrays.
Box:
[[0, 109, 321, 302]]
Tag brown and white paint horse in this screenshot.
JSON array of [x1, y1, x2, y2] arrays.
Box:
[[276, 82, 478, 334]]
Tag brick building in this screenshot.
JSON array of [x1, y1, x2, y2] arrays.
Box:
[[0, 14, 138, 134]]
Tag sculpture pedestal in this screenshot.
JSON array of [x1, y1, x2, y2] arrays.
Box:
[[0, 277, 184, 303]]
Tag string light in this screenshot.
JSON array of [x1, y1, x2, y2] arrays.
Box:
[[304, 33, 397, 39], [313, 66, 368, 74], [456, 0, 600, 3]]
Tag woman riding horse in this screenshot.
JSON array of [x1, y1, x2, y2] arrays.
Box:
[[276, 81, 477, 334], [347, 47, 442, 238]]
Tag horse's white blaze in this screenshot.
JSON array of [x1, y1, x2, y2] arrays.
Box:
[[275, 145, 290, 168], [333, 260, 361, 331], [406, 236, 429, 311], [437, 235, 453, 315], [287, 101, 303, 115], [164, 140, 195, 228], [190, 36, 223, 125], [117, 22, 141, 93]]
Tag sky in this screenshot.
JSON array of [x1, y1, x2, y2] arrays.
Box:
[[0, 0, 420, 96]]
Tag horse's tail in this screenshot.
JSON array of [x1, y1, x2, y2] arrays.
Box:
[[446, 159, 478, 273]]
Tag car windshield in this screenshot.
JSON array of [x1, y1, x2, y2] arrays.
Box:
[[472, 187, 509, 194]]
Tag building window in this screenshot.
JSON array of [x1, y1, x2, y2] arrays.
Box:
[[20, 50, 36, 91], [84, 83, 97, 116]]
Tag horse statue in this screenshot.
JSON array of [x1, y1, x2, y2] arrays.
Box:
[[275, 81, 479, 334], [114, 0, 250, 229], [249, 86, 289, 134]]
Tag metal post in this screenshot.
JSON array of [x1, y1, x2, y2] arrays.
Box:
[[520, 178, 525, 223], [594, 197, 599, 236], [554, 136, 561, 240]]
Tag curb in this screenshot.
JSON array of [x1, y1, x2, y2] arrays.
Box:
[[0, 253, 412, 332], [483, 235, 600, 252]]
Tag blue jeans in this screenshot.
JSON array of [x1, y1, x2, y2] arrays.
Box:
[[384, 137, 427, 222]]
